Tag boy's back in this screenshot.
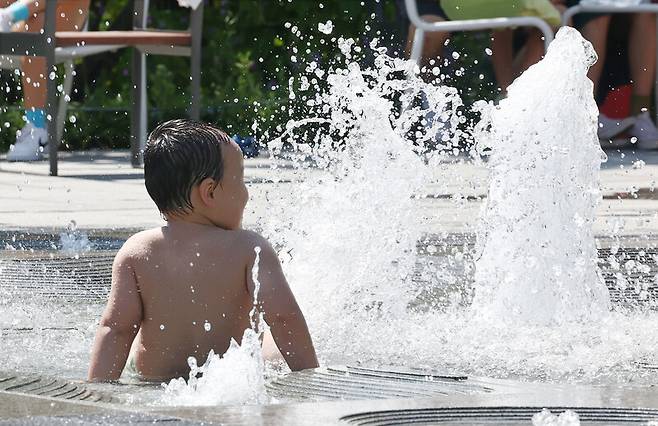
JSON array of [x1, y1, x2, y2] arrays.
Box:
[[88, 120, 318, 382], [126, 225, 257, 380]]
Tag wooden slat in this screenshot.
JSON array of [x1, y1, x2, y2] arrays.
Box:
[[55, 30, 191, 47]]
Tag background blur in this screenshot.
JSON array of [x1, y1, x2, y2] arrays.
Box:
[[4, 0, 632, 152]]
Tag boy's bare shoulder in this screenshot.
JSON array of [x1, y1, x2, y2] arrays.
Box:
[[231, 229, 273, 253], [116, 228, 163, 260]]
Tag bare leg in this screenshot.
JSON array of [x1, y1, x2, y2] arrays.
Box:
[[629, 13, 656, 98], [579, 15, 611, 94], [405, 15, 450, 80], [491, 29, 514, 91], [19, 1, 89, 109], [515, 29, 544, 75]]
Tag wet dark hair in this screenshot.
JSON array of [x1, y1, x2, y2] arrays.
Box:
[[144, 119, 232, 215]]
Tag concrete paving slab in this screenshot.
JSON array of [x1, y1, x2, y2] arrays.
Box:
[[3, 148, 658, 237]]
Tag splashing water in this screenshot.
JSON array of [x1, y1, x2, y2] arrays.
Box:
[[263, 38, 463, 364], [532, 409, 580, 426], [59, 220, 92, 256], [472, 27, 611, 325], [161, 247, 268, 406], [257, 28, 658, 383]]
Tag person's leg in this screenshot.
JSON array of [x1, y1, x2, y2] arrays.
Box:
[[492, 29, 544, 93], [21, 1, 88, 112], [579, 15, 611, 94], [8, 0, 88, 160], [514, 29, 545, 76], [626, 13, 658, 149], [405, 15, 450, 77], [491, 29, 514, 92], [628, 13, 656, 115]]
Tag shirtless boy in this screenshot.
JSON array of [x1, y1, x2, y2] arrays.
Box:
[[87, 119, 318, 381]]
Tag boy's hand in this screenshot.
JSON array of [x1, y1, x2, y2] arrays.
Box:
[[247, 237, 319, 371]]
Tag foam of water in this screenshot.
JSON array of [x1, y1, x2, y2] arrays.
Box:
[[532, 409, 580, 426], [161, 247, 267, 406], [472, 27, 610, 325], [59, 220, 92, 256], [262, 38, 463, 362]]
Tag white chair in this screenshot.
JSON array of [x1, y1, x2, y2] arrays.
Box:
[[404, 0, 555, 66]]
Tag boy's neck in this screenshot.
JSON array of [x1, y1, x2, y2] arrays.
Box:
[[165, 212, 217, 228], [164, 212, 240, 231]]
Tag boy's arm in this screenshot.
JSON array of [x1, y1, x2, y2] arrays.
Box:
[[248, 239, 319, 371], [88, 248, 142, 382]]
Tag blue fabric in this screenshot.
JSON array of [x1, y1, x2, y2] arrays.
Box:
[[7, 2, 29, 22], [25, 108, 46, 128]]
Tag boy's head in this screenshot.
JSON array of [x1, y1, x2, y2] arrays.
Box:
[[144, 119, 248, 229]]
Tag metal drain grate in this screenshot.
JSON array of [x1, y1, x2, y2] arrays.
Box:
[[341, 406, 658, 425], [0, 414, 204, 425], [2, 237, 658, 306], [0, 372, 113, 403], [267, 366, 491, 402], [0, 252, 114, 301]]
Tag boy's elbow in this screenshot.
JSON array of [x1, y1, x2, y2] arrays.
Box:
[[98, 318, 139, 338]]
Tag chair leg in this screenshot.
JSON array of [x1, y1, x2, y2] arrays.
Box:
[[189, 3, 203, 120], [47, 61, 58, 176], [56, 60, 75, 144], [190, 49, 201, 120], [130, 49, 147, 167]]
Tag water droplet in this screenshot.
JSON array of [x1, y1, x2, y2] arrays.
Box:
[[485, 48, 493, 56], [160, 324, 165, 330], [204, 321, 212, 332]]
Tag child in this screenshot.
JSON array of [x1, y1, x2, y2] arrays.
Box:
[[87, 119, 318, 382]]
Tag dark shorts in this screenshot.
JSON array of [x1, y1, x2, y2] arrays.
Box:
[[416, 0, 447, 19], [565, 0, 608, 29]]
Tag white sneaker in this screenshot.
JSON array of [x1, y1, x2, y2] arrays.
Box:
[[0, 10, 12, 32], [629, 111, 658, 150], [598, 113, 636, 140], [6, 123, 48, 161]]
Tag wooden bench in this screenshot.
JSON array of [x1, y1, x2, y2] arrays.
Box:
[[0, 0, 204, 175]]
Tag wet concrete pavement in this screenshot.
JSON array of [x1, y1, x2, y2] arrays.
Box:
[[2, 148, 658, 236]]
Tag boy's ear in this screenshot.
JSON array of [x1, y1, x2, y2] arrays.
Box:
[[198, 177, 218, 206]]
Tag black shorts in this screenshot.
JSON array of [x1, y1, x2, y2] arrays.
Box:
[[416, 0, 447, 19]]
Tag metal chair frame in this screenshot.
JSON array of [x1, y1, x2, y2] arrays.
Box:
[[404, 0, 555, 66], [0, 0, 203, 175]]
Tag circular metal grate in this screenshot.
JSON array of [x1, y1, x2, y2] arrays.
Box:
[[2, 233, 658, 307], [0, 252, 114, 302], [0, 372, 113, 403], [267, 366, 490, 402], [341, 406, 658, 425]]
